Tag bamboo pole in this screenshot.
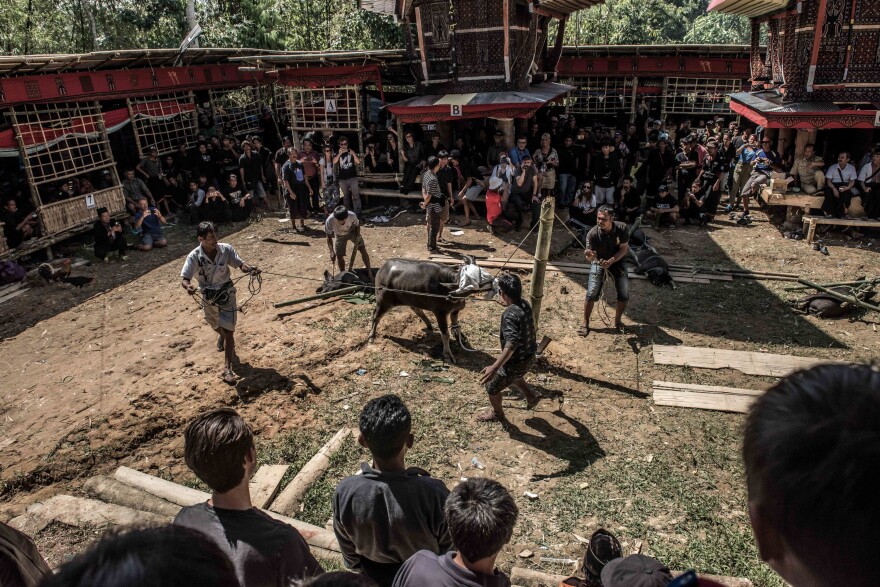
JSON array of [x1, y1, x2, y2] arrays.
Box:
[[84, 475, 182, 518], [528, 196, 555, 328], [784, 278, 875, 291], [270, 428, 352, 516], [796, 278, 880, 313], [273, 286, 362, 308]]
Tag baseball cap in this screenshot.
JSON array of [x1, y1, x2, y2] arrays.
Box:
[[600, 554, 673, 587], [489, 176, 504, 190], [450, 149, 461, 159], [658, 184, 668, 193], [438, 150, 450, 158]]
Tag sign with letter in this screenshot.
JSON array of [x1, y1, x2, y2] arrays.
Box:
[[84, 193, 96, 209], [874, 110, 880, 127], [325, 99, 337, 114], [450, 104, 463, 117]]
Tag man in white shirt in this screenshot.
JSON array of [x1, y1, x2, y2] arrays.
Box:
[[857, 148, 880, 220], [325, 205, 372, 276], [822, 151, 858, 218], [180, 222, 260, 384]]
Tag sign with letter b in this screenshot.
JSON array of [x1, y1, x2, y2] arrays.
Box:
[[450, 104, 462, 117]]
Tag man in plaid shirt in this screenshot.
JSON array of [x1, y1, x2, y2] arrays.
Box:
[[420, 156, 444, 252]]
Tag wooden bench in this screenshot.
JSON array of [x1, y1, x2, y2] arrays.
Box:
[[360, 187, 486, 203], [802, 215, 880, 243], [759, 188, 824, 211]]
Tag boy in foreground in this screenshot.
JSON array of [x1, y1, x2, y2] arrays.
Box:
[[174, 408, 323, 587], [333, 395, 452, 586], [392, 478, 517, 587]]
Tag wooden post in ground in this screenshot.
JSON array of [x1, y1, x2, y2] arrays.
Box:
[[528, 196, 555, 327], [270, 428, 351, 516]]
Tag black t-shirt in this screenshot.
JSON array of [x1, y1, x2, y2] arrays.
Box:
[[217, 149, 238, 171], [393, 551, 511, 587], [500, 300, 537, 366], [587, 221, 629, 261], [274, 147, 289, 167], [336, 151, 358, 180], [222, 184, 245, 205], [654, 193, 677, 210], [617, 186, 641, 210], [646, 148, 675, 183], [590, 154, 619, 188], [701, 156, 729, 185], [194, 152, 214, 178], [174, 502, 322, 587], [557, 145, 579, 175], [437, 165, 456, 196], [239, 152, 263, 184], [510, 166, 537, 198]]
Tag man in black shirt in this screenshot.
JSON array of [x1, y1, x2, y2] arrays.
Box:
[[92, 207, 128, 262], [1, 199, 39, 249], [556, 135, 580, 207], [478, 273, 540, 422], [507, 155, 538, 231], [580, 206, 630, 337], [697, 141, 729, 220], [174, 408, 323, 587], [615, 176, 641, 223]]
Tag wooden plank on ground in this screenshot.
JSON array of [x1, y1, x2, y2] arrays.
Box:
[[653, 381, 764, 414], [271, 428, 351, 516], [653, 345, 842, 377], [249, 464, 290, 509], [0, 287, 28, 305]]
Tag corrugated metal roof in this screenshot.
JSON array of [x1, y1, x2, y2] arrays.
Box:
[[387, 82, 574, 109], [707, 0, 790, 18], [731, 91, 844, 113], [537, 0, 606, 15]]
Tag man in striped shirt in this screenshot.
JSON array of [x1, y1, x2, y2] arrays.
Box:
[[421, 156, 444, 252]]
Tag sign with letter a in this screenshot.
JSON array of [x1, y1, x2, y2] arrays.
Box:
[[325, 99, 337, 114], [450, 104, 463, 117]]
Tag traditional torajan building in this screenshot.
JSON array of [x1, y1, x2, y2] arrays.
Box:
[[709, 0, 880, 153]]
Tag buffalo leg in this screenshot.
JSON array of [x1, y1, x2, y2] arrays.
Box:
[[434, 311, 455, 364], [411, 307, 433, 332], [369, 295, 392, 343]]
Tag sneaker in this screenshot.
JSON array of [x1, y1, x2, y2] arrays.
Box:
[[120, 255, 128, 261]]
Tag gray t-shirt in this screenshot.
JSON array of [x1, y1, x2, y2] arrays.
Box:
[[393, 551, 511, 587], [173, 502, 323, 587], [333, 463, 452, 571], [325, 211, 360, 237], [180, 243, 244, 288]]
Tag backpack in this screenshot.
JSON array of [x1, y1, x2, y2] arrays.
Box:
[[0, 261, 26, 285]]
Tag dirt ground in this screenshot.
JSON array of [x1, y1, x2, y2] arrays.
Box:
[[0, 205, 877, 585]]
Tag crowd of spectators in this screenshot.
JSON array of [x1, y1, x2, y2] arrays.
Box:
[[1, 363, 876, 587]]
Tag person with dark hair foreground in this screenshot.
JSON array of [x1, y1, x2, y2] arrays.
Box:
[[42, 525, 239, 587], [1, 520, 51, 587], [333, 394, 452, 587], [297, 571, 378, 587], [180, 221, 260, 384], [174, 408, 322, 587], [392, 478, 517, 587], [579, 206, 629, 337], [743, 363, 880, 587], [478, 273, 540, 422]]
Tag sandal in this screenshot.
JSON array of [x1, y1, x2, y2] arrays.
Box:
[[461, 221, 471, 227], [222, 369, 237, 385], [577, 324, 590, 337], [476, 410, 505, 423], [614, 322, 625, 334]]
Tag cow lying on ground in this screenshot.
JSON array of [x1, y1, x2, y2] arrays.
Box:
[[368, 259, 473, 363], [316, 268, 373, 294], [631, 247, 675, 288]]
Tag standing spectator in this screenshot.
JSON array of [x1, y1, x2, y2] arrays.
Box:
[[193, 142, 215, 185], [135, 146, 164, 199], [400, 131, 425, 195], [742, 364, 880, 587], [623, 123, 640, 175], [252, 136, 275, 200], [436, 151, 455, 242], [642, 137, 675, 209], [393, 478, 518, 587], [589, 140, 619, 206], [508, 137, 531, 168], [729, 134, 758, 211], [92, 207, 127, 262], [556, 134, 579, 207], [486, 130, 507, 168], [238, 140, 269, 211], [274, 136, 293, 205], [300, 138, 322, 213], [132, 197, 168, 251], [526, 121, 542, 154], [533, 133, 558, 198], [450, 151, 479, 227], [333, 395, 452, 586], [698, 141, 729, 220], [857, 147, 880, 219], [122, 168, 153, 215], [822, 151, 858, 218], [420, 156, 444, 252], [216, 137, 240, 183], [319, 144, 341, 213], [478, 273, 540, 422], [580, 206, 630, 337], [675, 137, 699, 203], [334, 136, 362, 214], [282, 148, 310, 232], [789, 144, 825, 195], [175, 408, 322, 585], [508, 155, 538, 231], [426, 133, 445, 159], [1, 199, 40, 249]]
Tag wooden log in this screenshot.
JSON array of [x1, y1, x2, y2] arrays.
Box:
[[653, 381, 764, 414], [796, 278, 880, 313], [274, 286, 362, 309], [84, 475, 181, 518], [113, 466, 342, 554], [249, 464, 290, 509], [24, 494, 165, 530], [784, 278, 874, 291], [271, 428, 352, 516], [652, 345, 843, 377]]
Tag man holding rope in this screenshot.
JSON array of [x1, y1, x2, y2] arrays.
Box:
[[181, 221, 260, 384], [580, 205, 630, 337]]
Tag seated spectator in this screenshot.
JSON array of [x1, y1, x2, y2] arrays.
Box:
[[185, 180, 206, 225], [222, 174, 252, 223], [0, 520, 52, 587], [858, 147, 880, 220], [615, 176, 641, 224], [788, 144, 825, 194], [485, 176, 513, 234], [333, 394, 452, 587], [569, 183, 597, 228], [645, 184, 678, 227], [175, 408, 323, 586], [743, 364, 880, 587], [392, 478, 517, 587], [680, 179, 708, 227], [1, 199, 40, 249], [739, 138, 782, 218], [132, 197, 168, 251], [92, 207, 128, 262], [822, 151, 858, 218], [204, 185, 232, 225], [122, 169, 153, 215], [42, 525, 239, 587]]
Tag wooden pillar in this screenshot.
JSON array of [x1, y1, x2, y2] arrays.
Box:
[[629, 76, 639, 123], [396, 116, 405, 174], [494, 118, 515, 155], [776, 128, 794, 157], [126, 99, 144, 156], [793, 128, 817, 159], [189, 91, 199, 147]]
